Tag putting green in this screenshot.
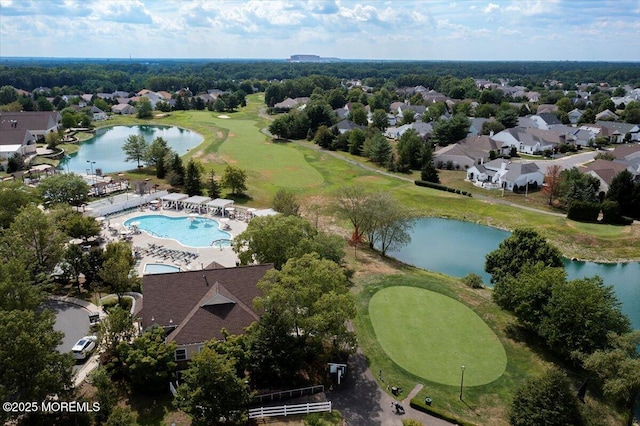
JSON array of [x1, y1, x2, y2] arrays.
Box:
[[369, 286, 507, 386]]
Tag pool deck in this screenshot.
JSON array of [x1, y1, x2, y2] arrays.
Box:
[[98, 208, 248, 276]]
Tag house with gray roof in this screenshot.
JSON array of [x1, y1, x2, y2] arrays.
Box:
[[434, 135, 506, 169], [595, 121, 640, 143], [466, 159, 543, 191], [568, 108, 583, 124], [111, 103, 136, 115], [0, 111, 61, 159]]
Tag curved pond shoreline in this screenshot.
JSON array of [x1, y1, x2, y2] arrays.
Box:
[[60, 125, 204, 174], [386, 217, 640, 330]]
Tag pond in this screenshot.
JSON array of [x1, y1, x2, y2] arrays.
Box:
[[59, 125, 203, 174], [386, 218, 640, 330]]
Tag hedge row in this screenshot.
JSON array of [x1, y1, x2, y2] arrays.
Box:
[[415, 180, 473, 197], [567, 200, 634, 225], [409, 399, 478, 426]]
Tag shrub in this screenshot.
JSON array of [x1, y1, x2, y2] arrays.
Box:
[[414, 180, 472, 197], [462, 273, 484, 289], [567, 201, 600, 222], [601, 200, 621, 224]]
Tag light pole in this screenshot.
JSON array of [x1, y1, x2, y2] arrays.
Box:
[[86, 160, 96, 193], [459, 366, 465, 401]]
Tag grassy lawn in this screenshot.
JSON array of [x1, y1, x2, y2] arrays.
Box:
[[351, 258, 624, 426], [369, 286, 507, 386]]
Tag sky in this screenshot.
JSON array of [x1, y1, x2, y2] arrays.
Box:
[[1, 0, 639, 61]]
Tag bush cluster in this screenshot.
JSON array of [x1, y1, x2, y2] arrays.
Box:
[[415, 180, 472, 197]]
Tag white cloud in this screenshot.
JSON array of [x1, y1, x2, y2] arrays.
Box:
[[483, 3, 500, 13]]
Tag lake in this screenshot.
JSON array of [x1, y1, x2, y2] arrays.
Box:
[[386, 218, 640, 330], [59, 125, 204, 174]]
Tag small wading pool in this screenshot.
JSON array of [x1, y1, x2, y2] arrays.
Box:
[[144, 263, 181, 275], [124, 215, 232, 247]]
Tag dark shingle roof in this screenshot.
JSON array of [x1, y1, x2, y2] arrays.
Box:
[[141, 264, 272, 345]]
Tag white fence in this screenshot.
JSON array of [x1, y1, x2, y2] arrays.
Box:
[[254, 385, 324, 404], [248, 401, 332, 419]]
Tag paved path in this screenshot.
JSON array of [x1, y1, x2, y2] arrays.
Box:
[[330, 350, 454, 426]]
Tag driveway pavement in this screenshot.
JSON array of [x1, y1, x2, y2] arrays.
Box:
[[330, 351, 453, 426], [528, 150, 598, 174]]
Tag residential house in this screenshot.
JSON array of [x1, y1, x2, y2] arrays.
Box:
[[595, 121, 640, 143], [434, 135, 506, 169], [0, 111, 61, 159], [467, 118, 490, 136], [90, 106, 108, 121], [595, 110, 619, 121], [466, 159, 543, 191], [333, 119, 366, 135], [530, 113, 562, 129], [385, 122, 433, 140], [273, 97, 309, 111], [568, 108, 583, 124], [111, 104, 136, 115], [141, 264, 272, 361], [611, 143, 640, 179], [492, 127, 557, 154], [580, 159, 630, 192], [536, 104, 558, 114]]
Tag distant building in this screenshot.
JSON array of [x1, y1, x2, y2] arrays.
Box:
[[288, 54, 340, 63]]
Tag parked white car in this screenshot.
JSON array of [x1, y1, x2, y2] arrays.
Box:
[[72, 336, 98, 360]]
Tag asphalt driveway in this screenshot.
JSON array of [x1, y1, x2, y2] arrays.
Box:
[[44, 300, 94, 370]]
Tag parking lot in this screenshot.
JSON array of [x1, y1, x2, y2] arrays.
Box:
[[45, 299, 95, 372]]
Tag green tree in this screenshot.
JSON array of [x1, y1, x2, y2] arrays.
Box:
[[485, 228, 563, 284], [363, 191, 415, 256], [122, 135, 148, 168], [496, 108, 518, 128], [348, 128, 366, 155], [205, 170, 221, 199], [492, 263, 565, 324], [606, 170, 639, 218], [558, 167, 601, 207], [268, 116, 289, 140], [371, 109, 389, 131], [272, 188, 300, 216], [556, 97, 573, 113], [105, 407, 137, 426], [50, 205, 100, 240], [175, 345, 249, 425], [168, 152, 185, 186], [333, 184, 372, 244], [89, 366, 118, 424], [313, 125, 334, 149], [0, 259, 43, 311], [584, 332, 640, 426], [3, 205, 66, 277], [62, 243, 87, 294], [0, 310, 74, 424], [539, 276, 631, 358], [348, 103, 368, 126], [136, 96, 153, 118], [0, 180, 35, 229], [480, 120, 506, 136], [99, 242, 135, 304], [100, 305, 136, 356], [254, 253, 356, 354], [233, 215, 343, 269], [362, 131, 391, 165], [145, 136, 171, 167], [184, 158, 203, 196], [37, 173, 89, 207], [430, 114, 471, 146], [420, 142, 440, 183], [396, 129, 423, 170], [509, 368, 583, 426], [578, 107, 595, 124], [221, 164, 248, 195], [119, 326, 177, 394], [246, 311, 304, 387], [0, 85, 17, 105]]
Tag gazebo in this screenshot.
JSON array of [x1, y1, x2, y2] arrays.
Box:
[[160, 193, 189, 210], [205, 198, 235, 216], [182, 195, 211, 213]]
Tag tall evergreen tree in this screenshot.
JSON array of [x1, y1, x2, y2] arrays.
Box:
[[184, 159, 203, 196]]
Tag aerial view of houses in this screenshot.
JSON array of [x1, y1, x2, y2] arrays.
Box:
[[1, 2, 640, 426]]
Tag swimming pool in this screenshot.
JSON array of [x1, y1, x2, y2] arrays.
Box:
[[144, 263, 181, 274], [124, 215, 232, 247]]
